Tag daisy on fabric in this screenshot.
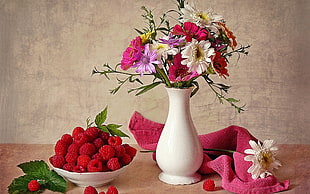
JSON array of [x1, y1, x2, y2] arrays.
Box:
[[244, 140, 282, 179], [93, 0, 250, 112]]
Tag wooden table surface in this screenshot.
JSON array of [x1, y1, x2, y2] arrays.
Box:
[[0, 144, 309, 194]]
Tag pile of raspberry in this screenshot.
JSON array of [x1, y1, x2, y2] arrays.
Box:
[[49, 126, 137, 173]]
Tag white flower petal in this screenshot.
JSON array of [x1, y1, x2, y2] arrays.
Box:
[[263, 139, 274, 149], [244, 148, 255, 155], [249, 140, 260, 151]]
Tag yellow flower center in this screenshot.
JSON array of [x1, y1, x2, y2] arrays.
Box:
[[195, 12, 210, 22], [140, 31, 154, 44], [193, 45, 204, 61], [258, 151, 273, 170]]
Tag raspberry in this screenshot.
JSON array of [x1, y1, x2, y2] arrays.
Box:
[[65, 152, 78, 163], [99, 145, 115, 161], [28, 180, 40, 191], [92, 153, 103, 161], [84, 186, 98, 194], [123, 144, 137, 158], [67, 143, 80, 153], [99, 192, 106, 194], [87, 159, 103, 172], [108, 136, 122, 146], [106, 186, 118, 194], [50, 155, 65, 168], [114, 145, 126, 157], [63, 163, 75, 172], [72, 126, 84, 138], [74, 133, 89, 146], [54, 140, 69, 156], [107, 157, 121, 171], [99, 131, 110, 141], [77, 155, 91, 168], [85, 127, 100, 141], [203, 179, 215, 191], [119, 153, 132, 166], [101, 164, 110, 172], [93, 138, 104, 149], [73, 165, 87, 173], [79, 143, 96, 156], [61, 134, 73, 145]]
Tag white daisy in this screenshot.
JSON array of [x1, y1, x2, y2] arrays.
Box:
[[244, 140, 282, 179], [181, 3, 224, 32], [181, 39, 215, 74], [151, 41, 178, 61]]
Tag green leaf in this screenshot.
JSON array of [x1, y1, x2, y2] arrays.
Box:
[[45, 170, 67, 193], [227, 98, 240, 103], [97, 125, 110, 133], [95, 106, 108, 127], [8, 175, 39, 194], [107, 124, 129, 137], [18, 160, 50, 178], [130, 81, 161, 96]]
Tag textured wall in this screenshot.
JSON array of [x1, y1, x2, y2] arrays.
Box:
[[0, 0, 309, 144]]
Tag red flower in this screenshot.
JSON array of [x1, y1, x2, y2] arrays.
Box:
[[168, 53, 199, 82], [172, 22, 209, 42], [121, 36, 144, 70], [212, 52, 229, 78], [218, 22, 237, 50]]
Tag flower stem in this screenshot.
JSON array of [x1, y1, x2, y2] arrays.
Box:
[[155, 65, 171, 87]]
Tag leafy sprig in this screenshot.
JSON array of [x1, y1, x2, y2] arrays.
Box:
[[8, 160, 67, 194]]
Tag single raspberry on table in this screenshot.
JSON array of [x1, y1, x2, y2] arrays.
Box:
[[85, 127, 100, 141], [108, 136, 122, 146], [203, 179, 215, 191], [62, 162, 75, 172], [87, 159, 103, 172], [50, 155, 65, 168], [74, 133, 89, 146], [84, 186, 98, 194], [79, 143, 96, 156], [107, 157, 121, 171], [123, 144, 137, 158], [67, 143, 80, 153], [61, 134, 73, 145], [72, 126, 84, 138], [65, 152, 79, 163], [77, 154, 91, 168], [106, 185, 118, 194], [54, 140, 69, 156], [99, 145, 115, 161], [28, 180, 40, 191]]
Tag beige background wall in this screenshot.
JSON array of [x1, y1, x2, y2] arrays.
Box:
[[1, 0, 309, 144]]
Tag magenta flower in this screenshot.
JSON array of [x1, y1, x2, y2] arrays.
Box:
[[132, 44, 161, 76], [168, 53, 200, 82], [172, 22, 209, 42], [121, 36, 144, 70]]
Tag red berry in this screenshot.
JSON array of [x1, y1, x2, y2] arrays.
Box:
[[99, 145, 115, 161], [123, 144, 137, 158], [106, 186, 118, 194], [65, 152, 79, 163], [73, 165, 87, 173], [93, 138, 104, 149], [61, 134, 73, 145], [99, 131, 110, 141], [119, 153, 132, 166], [74, 133, 89, 146], [67, 143, 80, 153], [28, 180, 40, 191], [87, 159, 103, 172], [92, 153, 103, 161], [85, 127, 100, 141], [63, 162, 75, 172], [54, 140, 69, 156], [84, 186, 98, 194], [50, 155, 65, 168], [72, 127, 84, 138], [99, 192, 106, 194], [203, 179, 215, 191], [108, 136, 122, 146], [79, 143, 96, 156], [77, 155, 91, 168], [107, 157, 121, 171], [114, 145, 126, 157]]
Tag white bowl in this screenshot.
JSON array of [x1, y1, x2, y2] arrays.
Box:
[[53, 165, 130, 187]]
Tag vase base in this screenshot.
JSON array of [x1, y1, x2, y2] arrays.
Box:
[[158, 172, 201, 185]]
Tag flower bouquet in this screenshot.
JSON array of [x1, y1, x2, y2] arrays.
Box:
[[93, 0, 250, 113]]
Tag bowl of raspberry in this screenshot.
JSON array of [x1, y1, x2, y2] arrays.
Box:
[[49, 126, 137, 187]]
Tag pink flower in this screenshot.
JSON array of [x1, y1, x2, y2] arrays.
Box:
[[168, 53, 199, 82], [172, 22, 209, 42], [121, 36, 144, 70]]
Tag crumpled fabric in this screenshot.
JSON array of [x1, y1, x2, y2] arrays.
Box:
[[129, 111, 290, 194]]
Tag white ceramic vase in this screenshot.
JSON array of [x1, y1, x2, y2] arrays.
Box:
[[156, 87, 203, 185]]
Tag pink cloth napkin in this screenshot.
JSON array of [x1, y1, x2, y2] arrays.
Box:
[[129, 111, 290, 194]]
